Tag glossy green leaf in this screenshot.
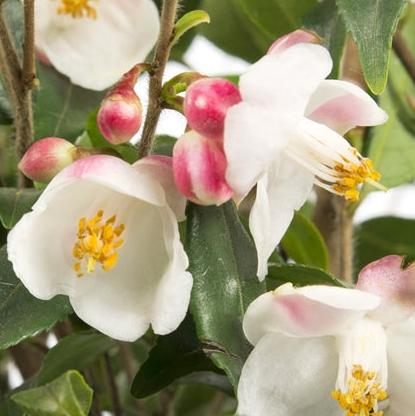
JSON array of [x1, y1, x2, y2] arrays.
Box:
[[37, 331, 115, 385], [354, 217, 415, 274], [281, 212, 329, 270], [185, 202, 265, 389], [336, 0, 406, 94], [34, 62, 106, 142], [12, 370, 92, 416], [267, 264, 344, 290], [131, 316, 222, 399], [0, 188, 41, 229], [0, 245, 72, 350], [173, 10, 210, 46]]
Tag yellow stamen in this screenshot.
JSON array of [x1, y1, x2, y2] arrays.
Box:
[[332, 156, 385, 202], [55, 0, 98, 19], [332, 365, 388, 416], [72, 209, 125, 278]]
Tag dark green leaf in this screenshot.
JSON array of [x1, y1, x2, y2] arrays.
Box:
[[151, 134, 177, 157], [131, 315, 222, 399], [281, 212, 329, 270], [0, 245, 72, 350], [12, 370, 92, 416], [37, 331, 115, 385], [336, 0, 406, 94], [354, 217, 415, 274], [185, 202, 265, 389], [0, 188, 41, 229], [34, 63, 106, 142], [267, 264, 344, 290]]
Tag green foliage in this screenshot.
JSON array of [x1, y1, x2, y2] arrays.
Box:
[[173, 10, 211, 46], [0, 246, 72, 349], [0, 188, 41, 229], [12, 371, 92, 416], [281, 212, 329, 270], [336, 0, 406, 94], [185, 201, 265, 389], [151, 134, 177, 157]]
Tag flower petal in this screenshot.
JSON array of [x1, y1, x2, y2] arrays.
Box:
[[357, 255, 415, 325], [243, 284, 381, 345], [35, 0, 159, 90], [237, 332, 341, 416], [249, 159, 314, 279], [306, 80, 388, 135], [239, 43, 332, 116]]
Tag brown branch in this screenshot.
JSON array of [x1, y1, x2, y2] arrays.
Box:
[[393, 30, 415, 85], [23, 0, 36, 89], [137, 0, 180, 158], [104, 353, 123, 416]]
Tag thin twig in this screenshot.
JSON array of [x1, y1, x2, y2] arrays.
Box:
[[23, 0, 36, 89], [393, 30, 415, 85], [104, 353, 123, 416], [137, 0, 180, 158]]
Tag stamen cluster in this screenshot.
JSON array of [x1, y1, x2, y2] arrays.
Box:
[[56, 0, 98, 19]]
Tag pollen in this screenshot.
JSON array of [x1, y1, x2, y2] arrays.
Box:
[[332, 157, 384, 202], [55, 0, 98, 19], [72, 209, 125, 278], [331, 365, 388, 416]]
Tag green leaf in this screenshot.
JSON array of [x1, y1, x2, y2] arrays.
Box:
[[336, 0, 406, 94], [151, 134, 177, 157], [131, 316, 222, 399], [0, 245, 72, 350], [267, 264, 344, 290], [354, 217, 415, 274], [173, 10, 210, 46], [185, 202, 265, 389], [37, 331, 115, 385], [12, 370, 92, 416], [0, 188, 41, 229], [34, 63, 106, 142], [281, 212, 329, 270]]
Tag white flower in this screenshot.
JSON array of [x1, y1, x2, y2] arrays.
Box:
[[237, 255, 415, 416], [224, 31, 388, 279], [7, 155, 192, 341], [35, 0, 160, 90]]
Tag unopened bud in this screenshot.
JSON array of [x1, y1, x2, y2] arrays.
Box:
[[19, 137, 76, 182], [173, 131, 233, 206], [267, 29, 322, 55], [184, 78, 241, 141]]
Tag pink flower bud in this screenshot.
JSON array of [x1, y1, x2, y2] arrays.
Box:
[[184, 78, 241, 141], [97, 90, 142, 145], [173, 131, 233, 206], [268, 29, 322, 55], [19, 137, 76, 182]]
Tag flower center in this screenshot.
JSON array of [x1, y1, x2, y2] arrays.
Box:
[[55, 0, 98, 19], [72, 209, 125, 278], [332, 365, 388, 416]]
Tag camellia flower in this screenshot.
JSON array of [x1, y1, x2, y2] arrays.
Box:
[[224, 30, 388, 278], [7, 155, 192, 341], [237, 255, 415, 416], [35, 0, 160, 90]]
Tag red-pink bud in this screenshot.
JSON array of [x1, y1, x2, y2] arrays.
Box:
[[173, 131, 233, 206], [184, 78, 241, 141], [267, 29, 322, 55], [19, 137, 76, 182]]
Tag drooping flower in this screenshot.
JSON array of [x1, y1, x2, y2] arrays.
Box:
[[224, 30, 388, 278], [237, 255, 415, 416], [8, 155, 192, 341], [35, 0, 160, 90]]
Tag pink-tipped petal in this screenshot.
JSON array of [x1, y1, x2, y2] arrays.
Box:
[[173, 131, 233, 206], [306, 79, 388, 135], [267, 29, 322, 55], [357, 255, 415, 324], [243, 283, 381, 345]]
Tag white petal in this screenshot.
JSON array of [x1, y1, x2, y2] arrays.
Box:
[[249, 159, 314, 279], [237, 332, 341, 416], [35, 0, 159, 90], [386, 316, 415, 415], [243, 284, 381, 345], [306, 80, 388, 135], [239, 43, 332, 116], [134, 155, 187, 221], [224, 103, 292, 199]]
